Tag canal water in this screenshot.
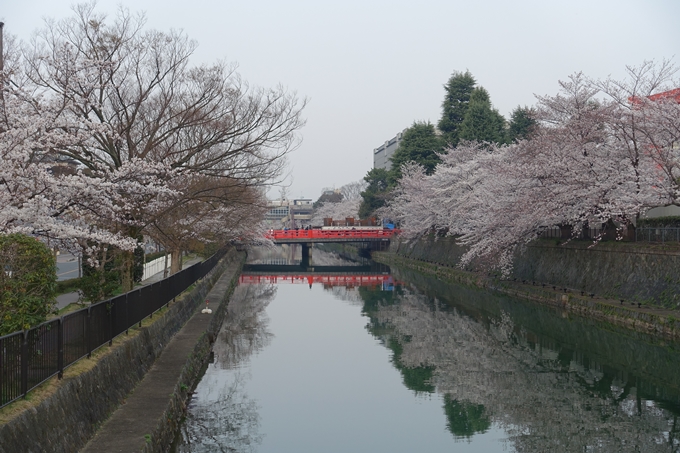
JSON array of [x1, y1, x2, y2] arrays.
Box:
[[172, 248, 680, 452]]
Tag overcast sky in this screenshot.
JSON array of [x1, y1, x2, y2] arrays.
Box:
[[3, 0, 680, 200]]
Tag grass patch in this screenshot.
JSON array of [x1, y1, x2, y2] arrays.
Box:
[[56, 278, 83, 296]]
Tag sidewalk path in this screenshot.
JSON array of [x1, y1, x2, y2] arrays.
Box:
[[79, 258, 241, 453]]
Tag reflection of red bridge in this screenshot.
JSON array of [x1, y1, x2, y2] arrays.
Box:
[[266, 228, 398, 243], [240, 274, 395, 287]]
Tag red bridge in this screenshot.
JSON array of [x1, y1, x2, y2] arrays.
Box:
[[266, 228, 398, 244], [240, 274, 397, 288]]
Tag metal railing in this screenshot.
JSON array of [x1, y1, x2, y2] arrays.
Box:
[[635, 227, 680, 243], [540, 226, 680, 243], [539, 226, 606, 240], [0, 249, 227, 408]]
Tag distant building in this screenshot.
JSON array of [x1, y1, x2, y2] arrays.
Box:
[[265, 199, 290, 226], [288, 198, 313, 227], [373, 129, 406, 170], [265, 198, 313, 228]]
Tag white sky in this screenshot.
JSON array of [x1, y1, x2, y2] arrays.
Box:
[[3, 1, 680, 200]]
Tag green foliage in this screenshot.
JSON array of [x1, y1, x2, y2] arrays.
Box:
[[388, 336, 435, 394], [80, 246, 122, 303], [133, 239, 144, 284], [145, 251, 167, 263], [0, 234, 57, 334], [458, 87, 506, 144], [359, 168, 391, 219], [56, 277, 82, 295], [438, 71, 477, 147], [637, 216, 680, 228], [388, 122, 444, 183], [506, 106, 537, 142], [200, 242, 221, 259], [443, 395, 491, 439]]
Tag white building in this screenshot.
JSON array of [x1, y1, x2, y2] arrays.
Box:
[[373, 129, 406, 170]]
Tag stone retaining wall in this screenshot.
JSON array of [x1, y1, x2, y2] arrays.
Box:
[[390, 236, 680, 307], [374, 251, 680, 340]]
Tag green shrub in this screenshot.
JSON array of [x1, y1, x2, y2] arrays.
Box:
[[0, 234, 57, 334], [637, 216, 680, 228], [56, 277, 83, 295], [144, 251, 167, 262]]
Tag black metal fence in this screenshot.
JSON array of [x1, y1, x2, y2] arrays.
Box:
[[0, 249, 227, 408], [635, 227, 680, 243], [540, 226, 606, 240], [540, 226, 680, 243]]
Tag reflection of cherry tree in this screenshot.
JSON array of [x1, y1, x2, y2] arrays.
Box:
[[373, 290, 680, 451], [212, 284, 276, 369], [176, 372, 263, 453], [323, 286, 364, 306], [176, 283, 275, 452]]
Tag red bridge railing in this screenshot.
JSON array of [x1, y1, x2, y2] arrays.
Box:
[[266, 228, 398, 240], [240, 274, 395, 286]]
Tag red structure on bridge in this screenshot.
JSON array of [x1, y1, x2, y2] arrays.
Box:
[[239, 274, 396, 288], [266, 228, 398, 243]]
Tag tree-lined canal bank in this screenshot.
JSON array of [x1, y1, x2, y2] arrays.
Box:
[[172, 250, 680, 452]]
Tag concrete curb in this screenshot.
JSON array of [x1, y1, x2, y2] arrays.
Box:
[[79, 253, 245, 453]]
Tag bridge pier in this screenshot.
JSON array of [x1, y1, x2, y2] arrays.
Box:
[[301, 243, 312, 268]]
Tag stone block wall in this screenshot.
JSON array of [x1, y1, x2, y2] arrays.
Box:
[[390, 237, 680, 307]]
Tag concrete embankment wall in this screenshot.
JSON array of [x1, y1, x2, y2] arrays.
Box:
[[390, 236, 680, 306], [0, 249, 244, 453], [374, 251, 680, 340]]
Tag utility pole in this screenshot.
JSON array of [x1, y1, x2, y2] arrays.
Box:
[[0, 22, 4, 107], [0, 22, 4, 73]]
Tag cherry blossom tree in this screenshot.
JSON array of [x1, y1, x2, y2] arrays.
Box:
[[148, 178, 268, 273], [383, 61, 679, 272], [310, 180, 366, 225], [8, 3, 305, 287], [0, 55, 177, 255]]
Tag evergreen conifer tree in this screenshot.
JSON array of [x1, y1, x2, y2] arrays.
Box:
[[506, 106, 537, 142], [438, 71, 477, 147], [388, 122, 444, 183], [458, 87, 506, 144]]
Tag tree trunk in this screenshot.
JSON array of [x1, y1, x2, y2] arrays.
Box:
[[170, 248, 182, 275], [120, 250, 134, 292]]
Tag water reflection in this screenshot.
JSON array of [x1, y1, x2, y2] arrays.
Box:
[[173, 283, 275, 452], [175, 250, 680, 452], [362, 273, 680, 451]]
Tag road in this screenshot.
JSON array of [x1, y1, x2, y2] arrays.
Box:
[[56, 253, 80, 281]]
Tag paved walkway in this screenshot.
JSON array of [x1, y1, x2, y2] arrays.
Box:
[[79, 259, 240, 453]]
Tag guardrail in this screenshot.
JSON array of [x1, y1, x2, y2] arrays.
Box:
[[267, 228, 399, 240], [0, 249, 227, 409], [635, 227, 680, 243], [539, 226, 680, 243]]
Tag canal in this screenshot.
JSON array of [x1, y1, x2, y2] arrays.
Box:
[[172, 247, 680, 452]]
